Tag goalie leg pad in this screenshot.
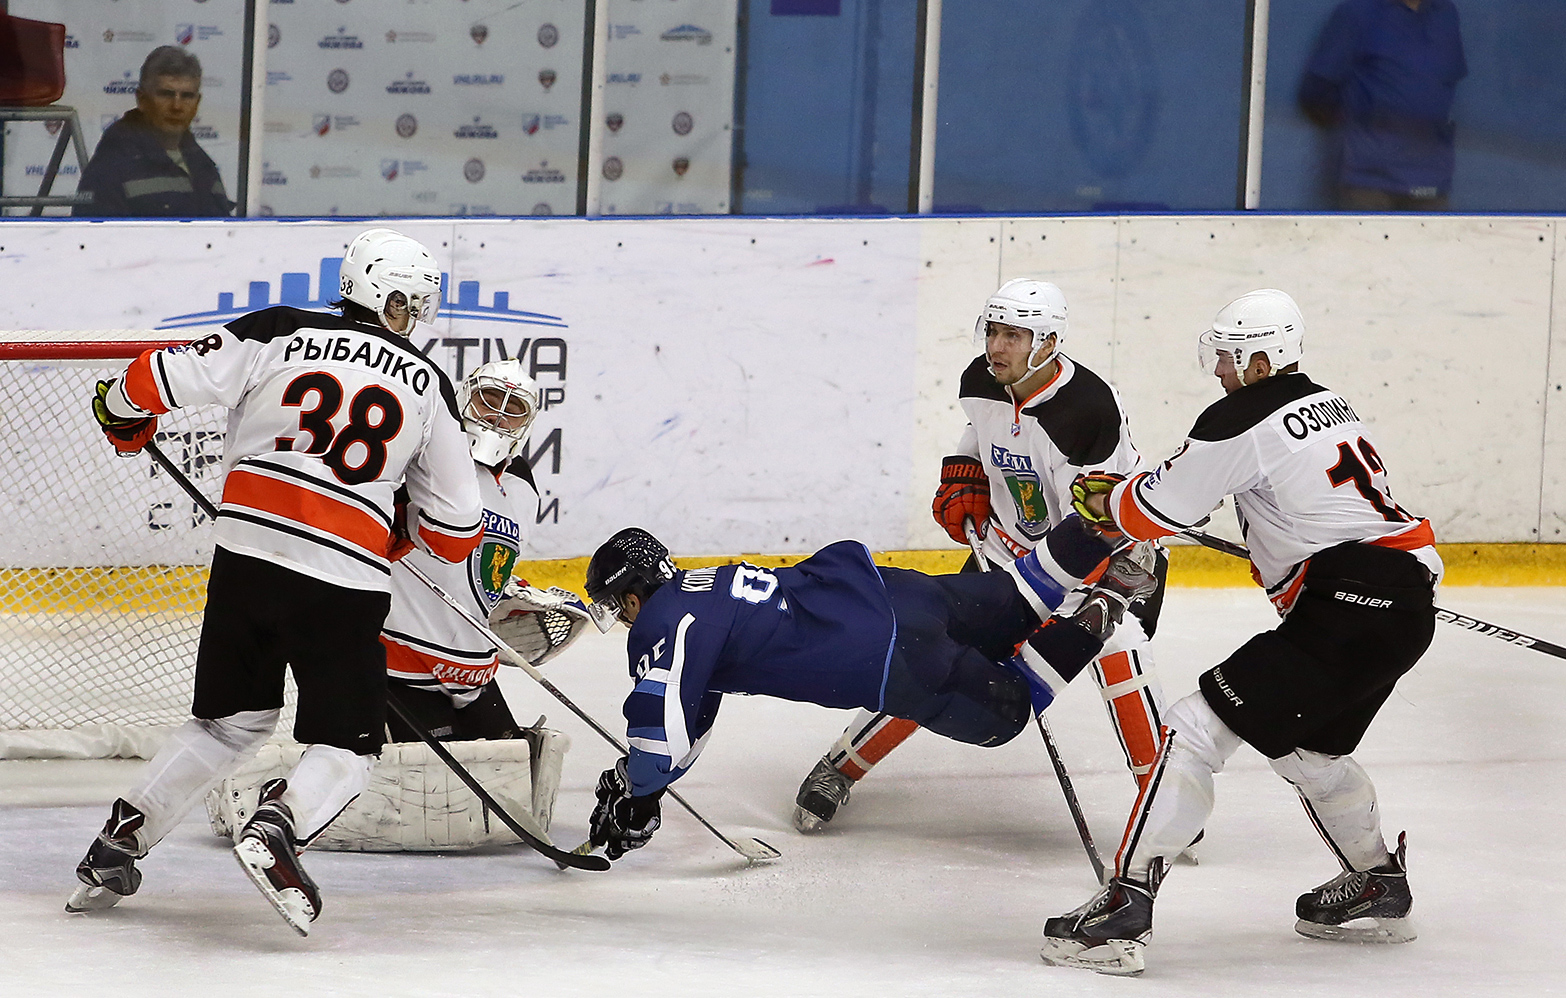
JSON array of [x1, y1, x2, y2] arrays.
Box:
[[1270, 749, 1388, 873], [1115, 693, 1241, 881], [284, 743, 375, 845], [211, 736, 568, 851], [124, 709, 279, 850]]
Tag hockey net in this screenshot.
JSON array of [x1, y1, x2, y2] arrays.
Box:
[[0, 332, 294, 758]]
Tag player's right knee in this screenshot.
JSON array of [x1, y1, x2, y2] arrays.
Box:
[[197, 709, 279, 754], [1164, 693, 1242, 773]]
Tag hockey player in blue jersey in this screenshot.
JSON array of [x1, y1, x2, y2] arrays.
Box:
[[581, 519, 1157, 860]]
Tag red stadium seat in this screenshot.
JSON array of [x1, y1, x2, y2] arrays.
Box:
[[0, 13, 68, 107]]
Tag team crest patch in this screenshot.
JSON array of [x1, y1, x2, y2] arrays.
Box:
[[477, 541, 517, 602], [991, 445, 1049, 541]]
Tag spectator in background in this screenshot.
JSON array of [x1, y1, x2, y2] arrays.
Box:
[[1299, 0, 1466, 211], [74, 46, 233, 217]]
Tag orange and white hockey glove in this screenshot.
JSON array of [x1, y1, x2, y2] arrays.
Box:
[[92, 379, 157, 457], [932, 455, 990, 545]]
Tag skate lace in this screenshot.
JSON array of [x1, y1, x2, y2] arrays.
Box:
[[802, 762, 853, 802], [1314, 870, 1368, 906]]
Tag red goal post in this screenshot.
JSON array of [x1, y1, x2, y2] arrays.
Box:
[[0, 330, 293, 758]]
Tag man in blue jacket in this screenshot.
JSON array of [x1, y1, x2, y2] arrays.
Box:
[[75, 46, 233, 217], [580, 520, 1155, 860], [1299, 0, 1467, 210]]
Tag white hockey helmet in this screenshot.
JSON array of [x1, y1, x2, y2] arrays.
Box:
[[1198, 289, 1305, 383], [975, 279, 1069, 380], [458, 359, 539, 466], [338, 228, 443, 335]]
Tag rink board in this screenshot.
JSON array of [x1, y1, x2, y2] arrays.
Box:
[[0, 214, 1561, 562]]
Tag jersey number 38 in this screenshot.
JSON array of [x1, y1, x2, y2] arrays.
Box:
[[276, 372, 406, 485]]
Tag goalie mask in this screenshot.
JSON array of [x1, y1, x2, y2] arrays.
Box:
[[584, 527, 677, 633], [1198, 288, 1305, 385], [459, 359, 539, 466], [975, 278, 1069, 381], [338, 228, 443, 335]]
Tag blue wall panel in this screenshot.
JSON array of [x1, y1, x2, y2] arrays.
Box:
[[931, 0, 1246, 212], [1262, 0, 1566, 211]]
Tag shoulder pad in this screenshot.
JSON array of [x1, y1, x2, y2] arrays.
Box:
[[503, 455, 538, 491], [958, 355, 1009, 403], [1022, 363, 1124, 467], [223, 306, 354, 343], [1190, 373, 1324, 442]]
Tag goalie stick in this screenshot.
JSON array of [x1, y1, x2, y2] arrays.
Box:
[[1180, 528, 1566, 661], [966, 518, 1108, 885], [139, 440, 610, 872], [396, 559, 782, 865]]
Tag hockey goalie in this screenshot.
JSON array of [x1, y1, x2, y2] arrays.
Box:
[[206, 360, 590, 852]]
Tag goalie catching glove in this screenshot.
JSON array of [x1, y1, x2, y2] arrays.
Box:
[[932, 455, 991, 545], [589, 758, 663, 860], [1069, 472, 1127, 534], [488, 581, 591, 667], [92, 379, 158, 457]]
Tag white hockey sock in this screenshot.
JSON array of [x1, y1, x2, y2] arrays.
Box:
[[1269, 750, 1388, 872], [123, 710, 279, 851], [1117, 692, 1241, 882], [825, 709, 919, 780], [281, 744, 375, 843]]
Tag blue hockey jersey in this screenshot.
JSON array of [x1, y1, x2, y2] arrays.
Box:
[[621, 541, 896, 796]]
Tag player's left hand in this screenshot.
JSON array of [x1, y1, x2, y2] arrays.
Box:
[[387, 499, 415, 562], [489, 582, 591, 666], [92, 379, 157, 457], [1070, 472, 1126, 532], [589, 758, 663, 861]]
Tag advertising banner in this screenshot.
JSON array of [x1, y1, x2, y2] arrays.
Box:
[[261, 0, 585, 217], [1, 0, 247, 217], [0, 218, 920, 559], [598, 0, 738, 215]]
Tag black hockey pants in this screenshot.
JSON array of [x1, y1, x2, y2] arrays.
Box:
[[877, 567, 1037, 748]]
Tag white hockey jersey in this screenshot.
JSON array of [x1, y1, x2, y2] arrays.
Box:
[[954, 354, 1144, 565], [1107, 373, 1441, 611], [107, 307, 484, 590], [382, 459, 537, 703]]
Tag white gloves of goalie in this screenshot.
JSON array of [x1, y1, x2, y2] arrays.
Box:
[[488, 581, 591, 667]]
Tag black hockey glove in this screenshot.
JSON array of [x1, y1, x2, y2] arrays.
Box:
[[589, 758, 663, 861], [92, 379, 158, 457]]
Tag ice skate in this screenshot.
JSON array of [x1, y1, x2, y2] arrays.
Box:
[[1177, 828, 1204, 866], [1040, 876, 1156, 976], [232, 779, 322, 936], [66, 798, 146, 913], [792, 756, 854, 833], [1295, 831, 1414, 943]]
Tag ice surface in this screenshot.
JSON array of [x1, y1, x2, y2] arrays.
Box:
[[2, 587, 1562, 997]]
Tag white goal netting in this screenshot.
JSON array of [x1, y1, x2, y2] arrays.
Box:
[[0, 334, 292, 758]]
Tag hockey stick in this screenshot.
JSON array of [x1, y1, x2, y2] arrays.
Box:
[[139, 440, 609, 872], [396, 559, 782, 865], [1181, 529, 1566, 660], [965, 518, 1108, 885], [384, 691, 610, 871]]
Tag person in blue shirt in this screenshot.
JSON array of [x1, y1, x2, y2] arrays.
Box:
[[1299, 0, 1467, 210], [581, 520, 1156, 860]]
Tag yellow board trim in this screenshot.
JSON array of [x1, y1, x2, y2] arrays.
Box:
[[5, 543, 1563, 612]]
